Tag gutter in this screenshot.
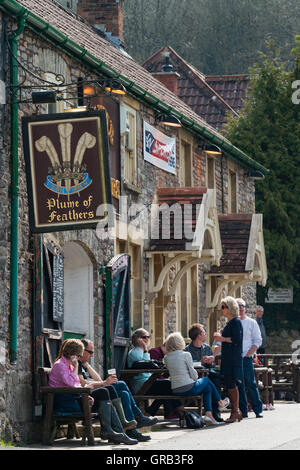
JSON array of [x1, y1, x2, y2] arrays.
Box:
[[8, 14, 27, 364], [0, 0, 269, 175]]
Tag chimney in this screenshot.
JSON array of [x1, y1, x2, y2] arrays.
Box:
[[77, 0, 124, 44], [152, 53, 180, 96]]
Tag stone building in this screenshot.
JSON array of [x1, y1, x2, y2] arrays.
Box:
[[0, 0, 268, 442]]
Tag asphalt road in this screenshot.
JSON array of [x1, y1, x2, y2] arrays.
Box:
[[2, 401, 300, 451]]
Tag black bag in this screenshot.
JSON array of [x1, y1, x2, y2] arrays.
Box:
[[181, 410, 205, 429], [131, 359, 164, 369]]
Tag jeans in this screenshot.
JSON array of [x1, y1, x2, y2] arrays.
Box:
[[238, 357, 263, 416], [113, 381, 142, 421], [173, 377, 221, 412]]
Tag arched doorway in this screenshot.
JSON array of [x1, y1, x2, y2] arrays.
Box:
[[63, 242, 94, 341]]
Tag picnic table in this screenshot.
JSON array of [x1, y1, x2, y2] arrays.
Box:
[[120, 367, 209, 416]]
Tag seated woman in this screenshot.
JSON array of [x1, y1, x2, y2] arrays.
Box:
[[127, 328, 183, 420], [49, 339, 137, 445], [78, 338, 157, 442], [164, 332, 230, 425]]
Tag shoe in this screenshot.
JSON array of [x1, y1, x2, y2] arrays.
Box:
[[225, 388, 243, 423], [263, 404, 268, 410], [204, 416, 219, 426], [267, 403, 275, 410], [218, 397, 230, 412], [136, 414, 158, 428], [112, 398, 137, 430], [256, 413, 264, 418], [127, 428, 151, 442]]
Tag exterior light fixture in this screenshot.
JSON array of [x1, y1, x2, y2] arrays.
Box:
[[157, 114, 182, 128], [64, 106, 87, 113], [248, 170, 265, 180], [104, 79, 126, 95], [203, 144, 222, 156], [32, 90, 57, 104], [83, 84, 95, 96]]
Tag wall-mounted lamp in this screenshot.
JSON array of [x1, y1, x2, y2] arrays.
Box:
[[203, 144, 222, 156], [32, 90, 57, 104], [104, 79, 126, 95], [247, 170, 265, 180], [64, 106, 87, 113], [157, 113, 182, 128]]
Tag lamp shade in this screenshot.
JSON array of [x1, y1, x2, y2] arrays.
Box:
[[159, 114, 182, 128], [203, 144, 222, 156], [104, 79, 126, 95]]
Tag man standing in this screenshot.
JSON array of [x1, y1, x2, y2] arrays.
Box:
[[236, 298, 263, 418], [256, 306, 267, 354]]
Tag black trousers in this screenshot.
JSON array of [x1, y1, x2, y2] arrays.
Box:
[[91, 385, 118, 412], [145, 379, 182, 417]]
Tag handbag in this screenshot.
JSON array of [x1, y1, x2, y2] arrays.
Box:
[[181, 410, 205, 429], [131, 359, 164, 369]]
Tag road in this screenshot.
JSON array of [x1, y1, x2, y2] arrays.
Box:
[[2, 402, 300, 451]]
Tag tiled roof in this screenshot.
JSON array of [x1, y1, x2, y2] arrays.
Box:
[[15, 0, 227, 140], [210, 214, 253, 273], [144, 47, 250, 132], [206, 75, 250, 115], [150, 187, 207, 252]]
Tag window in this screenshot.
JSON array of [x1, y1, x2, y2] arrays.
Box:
[[121, 104, 137, 186], [180, 140, 192, 187], [206, 155, 215, 189], [228, 169, 237, 213], [44, 72, 67, 114]]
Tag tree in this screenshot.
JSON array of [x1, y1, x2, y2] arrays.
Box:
[[124, 0, 300, 75], [225, 41, 300, 296]]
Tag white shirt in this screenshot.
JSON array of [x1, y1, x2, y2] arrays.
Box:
[[240, 316, 262, 357]]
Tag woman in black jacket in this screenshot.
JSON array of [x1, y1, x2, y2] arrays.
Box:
[[214, 296, 243, 423]]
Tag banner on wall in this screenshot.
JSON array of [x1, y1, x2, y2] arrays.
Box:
[[143, 121, 176, 175], [22, 110, 112, 232]]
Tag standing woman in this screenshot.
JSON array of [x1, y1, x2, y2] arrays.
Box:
[[214, 296, 243, 423]]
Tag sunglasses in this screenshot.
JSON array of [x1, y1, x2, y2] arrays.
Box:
[[85, 349, 94, 355], [238, 305, 246, 309], [221, 305, 228, 310], [141, 335, 150, 339]]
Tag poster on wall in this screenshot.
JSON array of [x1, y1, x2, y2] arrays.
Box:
[[22, 110, 112, 232], [143, 120, 176, 175]]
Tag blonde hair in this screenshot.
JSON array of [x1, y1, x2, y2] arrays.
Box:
[[221, 296, 239, 318], [165, 332, 186, 353], [55, 339, 84, 362]]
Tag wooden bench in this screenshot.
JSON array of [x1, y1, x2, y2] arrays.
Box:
[[254, 367, 274, 405], [258, 354, 300, 402], [38, 367, 95, 446]]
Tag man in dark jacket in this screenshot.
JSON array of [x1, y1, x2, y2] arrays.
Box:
[[256, 306, 267, 354]]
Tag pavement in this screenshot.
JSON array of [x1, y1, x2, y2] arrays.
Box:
[[2, 401, 300, 451]]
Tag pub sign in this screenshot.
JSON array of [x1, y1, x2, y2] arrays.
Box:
[[22, 110, 112, 232]]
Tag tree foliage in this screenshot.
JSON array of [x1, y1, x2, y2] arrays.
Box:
[[225, 42, 300, 290], [124, 0, 300, 74]]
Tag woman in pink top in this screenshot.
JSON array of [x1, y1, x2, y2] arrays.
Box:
[[49, 339, 138, 445], [49, 339, 85, 413]]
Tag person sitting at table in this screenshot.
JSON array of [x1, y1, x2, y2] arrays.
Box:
[[49, 339, 138, 445], [78, 338, 157, 442], [164, 332, 230, 426], [185, 323, 224, 422], [127, 328, 183, 420]]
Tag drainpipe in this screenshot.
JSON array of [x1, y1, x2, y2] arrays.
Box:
[[8, 15, 26, 364]]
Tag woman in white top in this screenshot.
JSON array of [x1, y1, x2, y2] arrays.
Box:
[[165, 332, 229, 425]]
